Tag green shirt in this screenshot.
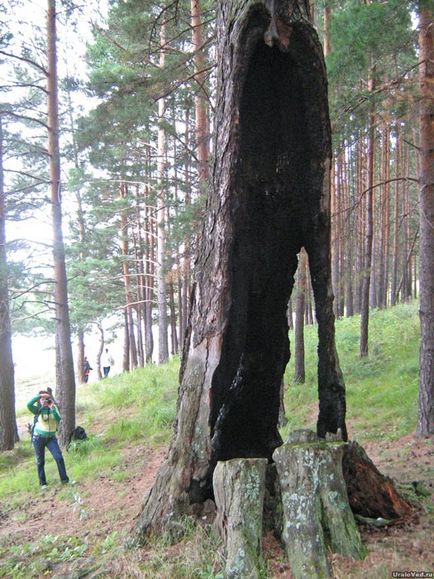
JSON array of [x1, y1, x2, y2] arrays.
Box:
[[27, 395, 61, 437]]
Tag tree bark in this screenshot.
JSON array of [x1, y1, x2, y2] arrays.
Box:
[[417, 0, 434, 436], [133, 0, 346, 540], [213, 459, 267, 578], [294, 249, 307, 383], [191, 0, 210, 187], [274, 431, 365, 578], [144, 195, 154, 364], [156, 17, 169, 365], [0, 116, 17, 451], [360, 69, 375, 357], [343, 442, 413, 519], [120, 183, 137, 370], [47, 0, 76, 445]]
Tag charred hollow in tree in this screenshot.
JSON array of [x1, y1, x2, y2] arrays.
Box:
[[133, 0, 346, 540], [210, 7, 346, 463]]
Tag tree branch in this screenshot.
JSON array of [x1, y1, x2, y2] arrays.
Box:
[[0, 49, 48, 76]]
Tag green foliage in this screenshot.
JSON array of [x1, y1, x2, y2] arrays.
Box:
[[282, 303, 420, 442], [326, 0, 416, 144]]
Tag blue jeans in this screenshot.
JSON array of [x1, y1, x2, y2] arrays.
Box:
[[32, 434, 69, 485]]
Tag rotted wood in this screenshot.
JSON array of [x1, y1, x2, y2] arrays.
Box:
[[213, 459, 268, 579], [133, 0, 347, 541], [273, 430, 365, 579], [343, 441, 413, 520]]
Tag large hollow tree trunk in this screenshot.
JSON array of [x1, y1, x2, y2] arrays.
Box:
[[133, 0, 346, 541]]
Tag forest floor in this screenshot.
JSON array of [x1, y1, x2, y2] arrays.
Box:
[[1, 423, 433, 578]]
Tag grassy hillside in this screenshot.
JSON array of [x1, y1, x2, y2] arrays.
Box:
[[282, 302, 420, 441], [1, 302, 430, 578]]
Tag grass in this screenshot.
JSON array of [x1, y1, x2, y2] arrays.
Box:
[[0, 302, 425, 578], [282, 302, 420, 442]]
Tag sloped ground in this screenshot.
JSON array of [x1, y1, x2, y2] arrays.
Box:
[[0, 432, 432, 578]]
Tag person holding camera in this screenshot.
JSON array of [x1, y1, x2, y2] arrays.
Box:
[[27, 390, 72, 488]]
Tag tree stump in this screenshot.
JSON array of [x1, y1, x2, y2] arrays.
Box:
[[343, 441, 414, 519], [213, 458, 268, 578], [273, 430, 365, 578]]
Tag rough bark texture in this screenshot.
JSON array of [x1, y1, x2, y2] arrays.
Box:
[[417, 0, 434, 436], [342, 442, 414, 520], [0, 116, 17, 451], [274, 430, 365, 579], [213, 459, 267, 578], [47, 0, 76, 446], [134, 0, 346, 540]]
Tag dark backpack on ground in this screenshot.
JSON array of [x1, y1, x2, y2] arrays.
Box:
[[66, 426, 88, 450]]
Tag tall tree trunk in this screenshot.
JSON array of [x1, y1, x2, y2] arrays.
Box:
[[181, 108, 192, 344], [294, 249, 307, 383], [144, 195, 154, 364], [417, 0, 434, 436], [65, 81, 87, 384], [391, 123, 401, 306], [360, 70, 375, 357], [331, 159, 339, 317], [120, 183, 137, 371], [377, 124, 389, 309], [323, 3, 331, 58], [345, 143, 354, 317], [157, 17, 169, 364], [134, 186, 145, 367], [77, 329, 85, 384], [0, 116, 17, 451], [133, 0, 346, 540], [191, 0, 210, 187], [354, 135, 365, 315], [47, 0, 76, 445]]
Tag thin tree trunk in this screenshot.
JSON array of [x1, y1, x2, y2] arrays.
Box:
[[294, 249, 307, 383], [144, 196, 154, 364], [157, 17, 169, 364], [120, 183, 137, 371], [331, 159, 339, 317], [417, 0, 434, 436], [345, 143, 354, 317], [123, 309, 130, 372], [355, 135, 365, 315], [391, 124, 401, 306], [323, 3, 331, 58], [191, 0, 210, 186], [360, 70, 375, 357], [65, 80, 87, 384], [181, 108, 192, 343], [95, 322, 104, 380], [47, 0, 75, 445], [0, 116, 17, 451]]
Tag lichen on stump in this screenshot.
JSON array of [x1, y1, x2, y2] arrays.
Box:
[[213, 459, 268, 579], [273, 430, 365, 579]]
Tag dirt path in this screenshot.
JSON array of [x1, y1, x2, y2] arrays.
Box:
[[0, 444, 166, 547], [1, 435, 433, 578]]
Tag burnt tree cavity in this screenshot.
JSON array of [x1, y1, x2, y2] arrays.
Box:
[[211, 22, 346, 462], [133, 0, 347, 540]]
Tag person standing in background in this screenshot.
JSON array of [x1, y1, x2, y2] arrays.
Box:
[[101, 348, 114, 378], [83, 357, 93, 383]]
